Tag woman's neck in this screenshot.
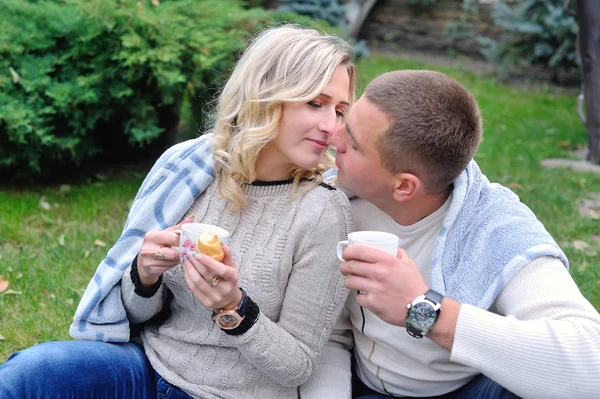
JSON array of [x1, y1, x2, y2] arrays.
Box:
[[254, 148, 294, 181]]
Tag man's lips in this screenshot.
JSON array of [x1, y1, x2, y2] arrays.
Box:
[[335, 156, 342, 169]]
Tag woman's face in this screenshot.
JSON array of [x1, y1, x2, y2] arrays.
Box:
[[255, 65, 350, 181]]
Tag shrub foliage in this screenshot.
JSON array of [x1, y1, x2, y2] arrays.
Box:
[[0, 0, 287, 179], [477, 0, 578, 80]]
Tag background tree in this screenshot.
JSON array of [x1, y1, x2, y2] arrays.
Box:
[[576, 0, 600, 163]]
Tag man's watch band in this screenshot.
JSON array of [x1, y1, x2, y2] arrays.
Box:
[[424, 289, 444, 306]]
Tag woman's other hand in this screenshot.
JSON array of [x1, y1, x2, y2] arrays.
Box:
[[183, 245, 242, 311], [137, 215, 194, 287]]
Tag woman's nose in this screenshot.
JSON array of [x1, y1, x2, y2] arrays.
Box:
[[317, 111, 340, 135]]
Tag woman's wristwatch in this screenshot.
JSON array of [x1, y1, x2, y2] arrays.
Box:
[[212, 288, 260, 336]]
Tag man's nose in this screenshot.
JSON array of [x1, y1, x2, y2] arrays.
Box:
[[330, 127, 346, 152]]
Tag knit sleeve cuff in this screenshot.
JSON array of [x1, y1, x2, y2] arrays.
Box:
[[224, 295, 260, 336], [130, 254, 163, 298]]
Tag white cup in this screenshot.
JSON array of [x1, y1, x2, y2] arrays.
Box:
[[179, 223, 230, 263], [337, 231, 399, 261]]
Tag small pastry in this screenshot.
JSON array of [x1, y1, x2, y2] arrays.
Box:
[[197, 232, 224, 261]]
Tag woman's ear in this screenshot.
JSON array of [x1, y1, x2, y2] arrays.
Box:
[[391, 173, 421, 203]]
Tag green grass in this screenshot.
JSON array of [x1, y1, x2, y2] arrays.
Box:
[[1, 54, 599, 362]]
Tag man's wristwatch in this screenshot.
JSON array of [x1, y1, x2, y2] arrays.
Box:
[[405, 289, 443, 339]]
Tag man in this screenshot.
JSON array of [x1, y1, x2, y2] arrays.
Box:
[[301, 70, 600, 399]]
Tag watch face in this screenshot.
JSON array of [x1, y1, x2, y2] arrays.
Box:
[[409, 302, 437, 330], [217, 312, 242, 330]]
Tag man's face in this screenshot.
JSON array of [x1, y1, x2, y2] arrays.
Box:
[[331, 96, 395, 203]]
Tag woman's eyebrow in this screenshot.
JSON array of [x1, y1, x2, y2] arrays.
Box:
[[318, 92, 350, 107]]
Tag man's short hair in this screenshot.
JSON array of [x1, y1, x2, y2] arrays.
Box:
[[365, 70, 482, 193]]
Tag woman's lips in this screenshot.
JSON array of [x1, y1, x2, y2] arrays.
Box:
[[306, 138, 328, 150]]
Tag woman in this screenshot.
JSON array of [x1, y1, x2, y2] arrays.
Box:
[[0, 25, 355, 398]]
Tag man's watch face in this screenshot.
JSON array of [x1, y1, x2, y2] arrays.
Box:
[[409, 302, 437, 329]]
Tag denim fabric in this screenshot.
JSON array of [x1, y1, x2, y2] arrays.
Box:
[[0, 340, 192, 399], [353, 373, 521, 399]]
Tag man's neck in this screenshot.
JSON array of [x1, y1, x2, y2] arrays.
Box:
[[377, 187, 451, 226]]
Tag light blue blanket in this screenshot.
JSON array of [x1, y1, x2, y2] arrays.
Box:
[[70, 135, 215, 342], [73, 146, 568, 342], [326, 160, 568, 309]]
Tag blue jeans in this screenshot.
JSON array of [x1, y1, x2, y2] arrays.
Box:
[[0, 340, 193, 399], [353, 373, 520, 399]]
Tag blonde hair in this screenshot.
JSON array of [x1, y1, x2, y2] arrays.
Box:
[[211, 25, 356, 212]]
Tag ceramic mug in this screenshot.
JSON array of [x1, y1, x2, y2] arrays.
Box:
[[178, 223, 230, 263], [336, 231, 399, 261]]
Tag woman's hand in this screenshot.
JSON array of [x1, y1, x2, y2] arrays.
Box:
[[137, 215, 195, 287], [183, 245, 242, 311]]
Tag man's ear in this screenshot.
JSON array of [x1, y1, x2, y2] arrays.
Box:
[[391, 173, 421, 202]]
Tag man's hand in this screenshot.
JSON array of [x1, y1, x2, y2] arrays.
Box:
[[340, 246, 428, 326], [341, 245, 460, 351]]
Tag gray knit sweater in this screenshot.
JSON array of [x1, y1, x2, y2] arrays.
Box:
[[121, 178, 352, 399]]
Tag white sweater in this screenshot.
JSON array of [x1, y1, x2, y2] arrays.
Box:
[[301, 197, 600, 399]]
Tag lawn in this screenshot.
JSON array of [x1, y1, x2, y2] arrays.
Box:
[[1, 54, 599, 362]]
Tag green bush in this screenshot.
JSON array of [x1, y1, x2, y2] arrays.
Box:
[[478, 0, 578, 81], [0, 0, 308, 180]]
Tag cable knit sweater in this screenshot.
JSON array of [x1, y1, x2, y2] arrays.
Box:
[[120, 178, 352, 399]]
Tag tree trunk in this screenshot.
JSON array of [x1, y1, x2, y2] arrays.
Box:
[[576, 0, 600, 163], [345, 0, 379, 39]]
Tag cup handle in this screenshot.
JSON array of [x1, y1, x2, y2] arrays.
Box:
[[337, 240, 348, 261]]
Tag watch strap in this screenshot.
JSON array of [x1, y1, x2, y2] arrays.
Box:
[[424, 289, 443, 306]]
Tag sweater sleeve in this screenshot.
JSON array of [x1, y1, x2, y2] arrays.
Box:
[[451, 256, 600, 399], [230, 190, 353, 387], [299, 306, 354, 399], [120, 265, 167, 324]]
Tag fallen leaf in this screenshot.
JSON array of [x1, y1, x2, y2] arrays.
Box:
[[58, 234, 65, 246], [557, 140, 571, 149], [507, 182, 523, 190], [152, 0, 160, 5], [84, 250, 90, 259], [587, 209, 600, 220], [39, 302, 47, 308], [573, 239, 590, 251], [39, 197, 52, 210], [2, 289, 21, 295], [66, 298, 74, 306], [0, 275, 8, 293], [94, 239, 107, 247], [0, 333, 5, 341]]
